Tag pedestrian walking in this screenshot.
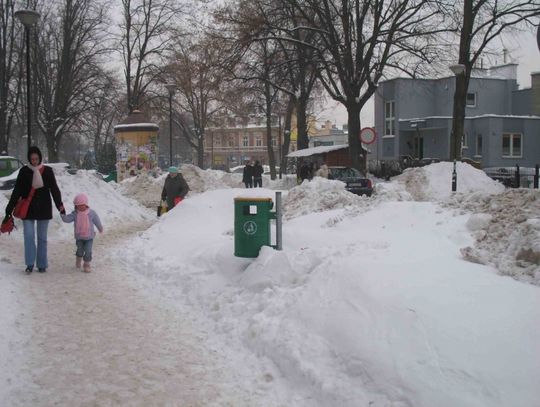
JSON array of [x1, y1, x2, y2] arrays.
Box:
[[60, 193, 103, 273], [242, 161, 254, 188], [299, 161, 312, 182], [161, 166, 190, 210], [2, 146, 65, 274], [316, 162, 330, 178], [253, 161, 264, 188]]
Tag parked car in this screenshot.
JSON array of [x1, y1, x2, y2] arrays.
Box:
[[0, 162, 74, 190], [0, 156, 24, 178], [0, 156, 24, 190], [327, 166, 373, 197]]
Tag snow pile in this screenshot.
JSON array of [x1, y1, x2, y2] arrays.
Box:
[[180, 164, 242, 192], [282, 177, 370, 220], [395, 162, 504, 201], [118, 189, 540, 407], [373, 181, 413, 202], [115, 173, 167, 208], [0, 167, 153, 240], [446, 189, 540, 284]]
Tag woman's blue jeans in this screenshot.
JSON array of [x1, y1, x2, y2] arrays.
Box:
[[23, 219, 49, 269]]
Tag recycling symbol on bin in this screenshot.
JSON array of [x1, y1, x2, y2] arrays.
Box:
[[243, 221, 258, 235]]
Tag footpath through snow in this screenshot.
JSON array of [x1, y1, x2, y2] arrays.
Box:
[[0, 220, 280, 406]]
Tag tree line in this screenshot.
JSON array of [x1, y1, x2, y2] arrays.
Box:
[[0, 0, 538, 176]]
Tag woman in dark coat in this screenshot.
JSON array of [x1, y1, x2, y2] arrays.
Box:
[[161, 166, 190, 209], [2, 146, 65, 273]]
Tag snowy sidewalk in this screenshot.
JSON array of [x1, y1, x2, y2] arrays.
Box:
[[0, 221, 254, 406]]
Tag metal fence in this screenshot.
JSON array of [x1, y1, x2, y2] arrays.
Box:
[[483, 165, 540, 189]]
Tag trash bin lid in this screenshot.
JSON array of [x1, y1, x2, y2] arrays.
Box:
[[234, 197, 273, 202]]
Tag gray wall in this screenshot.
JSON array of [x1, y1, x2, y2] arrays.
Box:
[[512, 89, 532, 115]]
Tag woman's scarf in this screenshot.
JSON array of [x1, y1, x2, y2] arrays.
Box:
[[30, 164, 44, 189], [75, 208, 91, 239]]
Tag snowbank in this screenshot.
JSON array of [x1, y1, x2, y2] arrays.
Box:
[[394, 162, 504, 201], [446, 189, 540, 284], [118, 187, 540, 407], [116, 165, 297, 208], [283, 177, 370, 220], [0, 167, 153, 240]]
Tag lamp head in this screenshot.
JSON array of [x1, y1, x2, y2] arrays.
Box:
[[14, 10, 40, 27], [449, 64, 466, 76]]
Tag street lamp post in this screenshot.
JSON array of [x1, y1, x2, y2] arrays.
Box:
[[15, 9, 40, 151], [449, 63, 466, 161], [165, 83, 176, 167], [449, 63, 466, 192]]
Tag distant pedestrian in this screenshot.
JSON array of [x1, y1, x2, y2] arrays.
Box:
[[161, 166, 189, 209], [299, 161, 311, 182], [61, 193, 103, 273], [253, 160, 264, 188], [316, 162, 329, 178], [242, 161, 254, 188]]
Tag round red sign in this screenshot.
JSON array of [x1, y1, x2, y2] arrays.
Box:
[[359, 127, 377, 144]]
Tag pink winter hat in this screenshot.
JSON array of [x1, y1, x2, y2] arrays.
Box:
[[73, 193, 89, 206]]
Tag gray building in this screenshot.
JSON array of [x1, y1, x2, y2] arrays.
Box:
[[373, 64, 540, 168]]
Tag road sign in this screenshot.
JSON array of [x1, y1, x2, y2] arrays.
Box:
[[359, 127, 377, 144]]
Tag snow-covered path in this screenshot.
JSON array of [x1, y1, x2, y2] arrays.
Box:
[[0, 221, 256, 406]]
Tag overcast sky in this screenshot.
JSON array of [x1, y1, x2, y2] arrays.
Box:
[[321, 28, 540, 128]]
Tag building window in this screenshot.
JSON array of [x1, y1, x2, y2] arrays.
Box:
[[476, 134, 482, 156], [228, 136, 235, 147], [243, 136, 249, 147], [256, 136, 262, 147], [466, 93, 477, 107], [271, 138, 276, 147], [502, 133, 522, 158], [384, 101, 395, 137], [462, 132, 468, 149], [214, 136, 221, 147]]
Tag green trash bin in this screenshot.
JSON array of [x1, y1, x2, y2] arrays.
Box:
[[234, 197, 275, 258]]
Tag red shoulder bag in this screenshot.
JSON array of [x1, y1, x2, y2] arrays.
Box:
[[13, 167, 44, 219]]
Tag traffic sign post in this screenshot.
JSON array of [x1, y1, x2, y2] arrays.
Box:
[[359, 127, 377, 144]]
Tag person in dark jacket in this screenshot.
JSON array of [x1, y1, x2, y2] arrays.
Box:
[[299, 161, 311, 182], [2, 146, 65, 274], [242, 161, 254, 188], [161, 166, 189, 209], [252, 160, 264, 188]]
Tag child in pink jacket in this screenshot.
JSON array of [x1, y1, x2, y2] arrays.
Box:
[[61, 193, 103, 273]]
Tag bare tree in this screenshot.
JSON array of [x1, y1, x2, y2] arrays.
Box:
[[448, 0, 540, 160], [0, 0, 23, 153], [79, 73, 121, 172], [33, 0, 110, 162], [120, 0, 184, 113], [214, 0, 321, 177], [167, 36, 230, 168], [280, 0, 445, 172]]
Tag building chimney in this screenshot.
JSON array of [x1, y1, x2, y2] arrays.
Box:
[[532, 72, 540, 116]]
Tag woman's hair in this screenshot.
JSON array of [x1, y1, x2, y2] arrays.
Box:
[[27, 146, 43, 164]]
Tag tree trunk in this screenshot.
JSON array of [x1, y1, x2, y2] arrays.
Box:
[[280, 97, 294, 176], [296, 98, 309, 150], [0, 113, 8, 153], [197, 134, 204, 168], [45, 128, 60, 162], [450, 72, 469, 160], [346, 102, 364, 173]]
